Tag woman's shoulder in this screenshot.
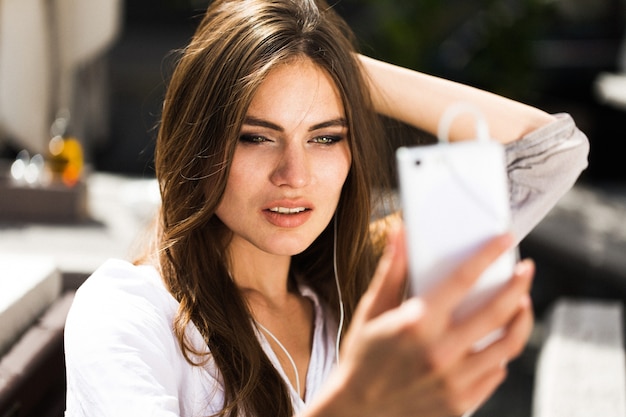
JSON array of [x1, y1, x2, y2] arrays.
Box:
[[73, 259, 175, 316], [78, 258, 166, 292], [64, 259, 224, 415], [66, 259, 180, 348]]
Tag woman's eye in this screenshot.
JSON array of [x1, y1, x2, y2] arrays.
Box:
[[239, 134, 268, 143], [311, 135, 342, 145]]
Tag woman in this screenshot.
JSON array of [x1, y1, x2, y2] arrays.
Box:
[[64, 0, 589, 416]]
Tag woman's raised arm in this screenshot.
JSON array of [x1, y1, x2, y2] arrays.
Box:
[[358, 55, 555, 144]]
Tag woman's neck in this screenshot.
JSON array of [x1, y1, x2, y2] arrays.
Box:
[[226, 237, 293, 303]]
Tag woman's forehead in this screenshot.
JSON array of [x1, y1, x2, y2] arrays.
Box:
[[245, 58, 346, 127]]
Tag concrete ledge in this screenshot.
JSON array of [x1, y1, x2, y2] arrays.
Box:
[[0, 255, 61, 357], [532, 298, 626, 417]]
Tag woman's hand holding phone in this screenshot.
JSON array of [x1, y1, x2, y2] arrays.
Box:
[[305, 228, 534, 417]]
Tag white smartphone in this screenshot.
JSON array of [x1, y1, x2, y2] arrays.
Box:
[[396, 139, 517, 324]]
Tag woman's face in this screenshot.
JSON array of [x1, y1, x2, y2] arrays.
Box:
[[215, 58, 351, 257]]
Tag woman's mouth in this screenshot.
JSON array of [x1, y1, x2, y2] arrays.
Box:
[[268, 207, 308, 214], [263, 206, 312, 227]]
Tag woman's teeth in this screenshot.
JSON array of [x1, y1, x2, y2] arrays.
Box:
[[269, 207, 307, 214]]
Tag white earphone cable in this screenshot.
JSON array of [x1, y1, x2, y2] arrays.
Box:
[[255, 321, 301, 398], [333, 213, 345, 365]]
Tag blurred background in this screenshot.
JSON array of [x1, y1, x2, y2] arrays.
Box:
[[68, 0, 626, 182], [3, 0, 625, 181], [1, 0, 625, 416]]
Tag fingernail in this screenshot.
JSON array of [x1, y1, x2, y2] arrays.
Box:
[[514, 259, 532, 276], [403, 297, 425, 318]]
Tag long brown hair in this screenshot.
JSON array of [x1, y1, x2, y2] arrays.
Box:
[[151, 0, 390, 415]]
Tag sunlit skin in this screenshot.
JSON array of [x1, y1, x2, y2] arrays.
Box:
[[214, 57, 352, 397]]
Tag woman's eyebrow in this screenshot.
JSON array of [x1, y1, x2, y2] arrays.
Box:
[[309, 118, 347, 132], [242, 116, 347, 132], [243, 116, 283, 132]]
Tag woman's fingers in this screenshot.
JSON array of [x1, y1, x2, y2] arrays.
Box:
[[357, 225, 409, 322], [448, 292, 535, 407], [462, 259, 534, 349], [420, 233, 515, 331], [423, 297, 534, 416], [435, 258, 535, 361], [354, 232, 522, 360], [340, 226, 409, 363], [337, 230, 534, 417]]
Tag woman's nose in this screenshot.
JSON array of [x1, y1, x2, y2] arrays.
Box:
[[270, 143, 311, 188]]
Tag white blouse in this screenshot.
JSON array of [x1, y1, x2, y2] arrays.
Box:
[[64, 259, 338, 416]]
